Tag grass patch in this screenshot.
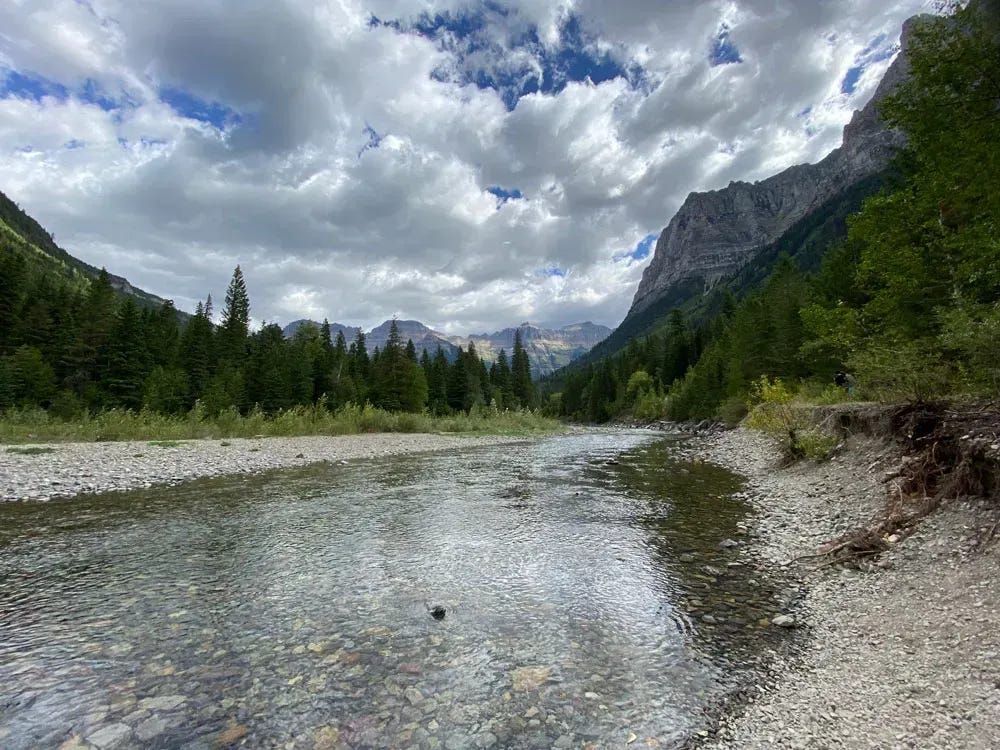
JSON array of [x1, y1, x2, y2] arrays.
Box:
[[0, 403, 563, 444], [5, 446, 56, 456]]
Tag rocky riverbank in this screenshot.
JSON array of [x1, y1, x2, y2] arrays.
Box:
[[700, 428, 1000, 749], [0, 433, 529, 502]]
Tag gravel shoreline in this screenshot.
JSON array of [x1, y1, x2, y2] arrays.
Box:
[[0, 433, 530, 502], [700, 428, 1000, 750]]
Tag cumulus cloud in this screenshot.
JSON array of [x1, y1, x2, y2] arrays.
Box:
[[0, 0, 933, 333]]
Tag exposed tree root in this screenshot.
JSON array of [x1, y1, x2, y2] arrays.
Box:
[[807, 402, 1000, 567]]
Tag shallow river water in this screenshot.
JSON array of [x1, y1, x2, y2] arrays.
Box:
[[0, 431, 788, 749]]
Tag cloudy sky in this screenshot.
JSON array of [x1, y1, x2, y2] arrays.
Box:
[[0, 0, 933, 334]]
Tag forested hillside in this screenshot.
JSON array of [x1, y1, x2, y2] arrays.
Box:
[[553, 3, 999, 424], [0, 259, 537, 417], [0, 191, 175, 312]]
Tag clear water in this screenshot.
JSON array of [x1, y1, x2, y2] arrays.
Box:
[[0, 431, 787, 749]]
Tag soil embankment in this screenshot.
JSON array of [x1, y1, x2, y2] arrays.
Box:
[[701, 427, 1000, 749]]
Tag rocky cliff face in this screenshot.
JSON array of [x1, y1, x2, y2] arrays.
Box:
[[367, 319, 461, 359], [281, 319, 361, 341], [450, 322, 612, 378], [627, 19, 917, 319], [282, 318, 611, 378]]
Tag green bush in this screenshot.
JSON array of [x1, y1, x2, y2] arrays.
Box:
[[847, 339, 953, 403], [745, 376, 838, 461]]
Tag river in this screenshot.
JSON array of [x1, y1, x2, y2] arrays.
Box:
[[0, 431, 789, 749]]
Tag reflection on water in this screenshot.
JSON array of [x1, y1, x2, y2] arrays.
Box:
[[0, 431, 786, 749]]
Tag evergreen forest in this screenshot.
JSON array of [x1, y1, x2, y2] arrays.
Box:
[[0, 258, 536, 419]]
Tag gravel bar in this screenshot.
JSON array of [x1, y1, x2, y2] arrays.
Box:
[[0, 433, 530, 502], [701, 428, 1000, 750]]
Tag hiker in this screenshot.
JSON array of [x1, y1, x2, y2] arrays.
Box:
[[834, 371, 856, 397]]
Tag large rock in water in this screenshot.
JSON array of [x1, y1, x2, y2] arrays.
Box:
[[626, 18, 919, 320]]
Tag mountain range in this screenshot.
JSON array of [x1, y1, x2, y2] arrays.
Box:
[[1, 189, 610, 379], [282, 318, 612, 379]]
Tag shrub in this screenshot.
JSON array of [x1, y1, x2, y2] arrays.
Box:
[[745, 376, 838, 461]]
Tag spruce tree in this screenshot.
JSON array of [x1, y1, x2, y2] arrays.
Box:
[[511, 329, 535, 408], [66, 268, 116, 403], [219, 265, 250, 365], [493, 348, 514, 408], [245, 324, 288, 412], [314, 319, 336, 400], [180, 300, 214, 404], [428, 346, 449, 414], [371, 320, 426, 412], [0, 252, 26, 353], [349, 330, 370, 401], [662, 309, 690, 386], [104, 296, 150, 409]]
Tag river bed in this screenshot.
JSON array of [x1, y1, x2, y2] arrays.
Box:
[[0, 431, 791, 749]]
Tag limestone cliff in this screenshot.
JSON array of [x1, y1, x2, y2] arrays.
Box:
[[627, 19, 917, 319], [451, 322, 613, 378]]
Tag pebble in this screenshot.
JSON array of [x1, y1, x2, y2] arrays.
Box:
[[135, 716, 168, 741], [85, 723, 132, 749], [138, 695, 186, 711]]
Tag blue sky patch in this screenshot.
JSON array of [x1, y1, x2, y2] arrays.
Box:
[[1, 69, 69, 102], [159, 86, 241, 129], [840, 65, 865, 95], [539, 266, 566, 278], [710, 25, 743, 66], [615, 233, 657, 263], [359, 124, 383, 157], [372, 7, 644, 111], [1, 69, 125, 113], [841, 34, 896, 95], [487, 185, 523, 208], [80, 78, 120, 111]]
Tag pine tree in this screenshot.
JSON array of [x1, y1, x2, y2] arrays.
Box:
[[427, 346, 449, 414], [218, 265, 250, 365], [180, 300, 214, 404], [349, 330, 370, 402], [103, 296, 150, 409], [325, 329, 356, 408], [370, 320, 426, 412], [447, 347, 468, 412], [314, 319, 336, 400], [0, 251, 26, 353], [511, 329, 535, 408], [662, 309, 690, 386], [492, 348, 514, 408], [246, 324, 289, 412], [148, 301, 181, 369], [66, 268, 116, 403]]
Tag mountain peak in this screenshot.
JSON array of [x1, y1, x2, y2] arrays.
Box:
[[627, 18, 912, 322]]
